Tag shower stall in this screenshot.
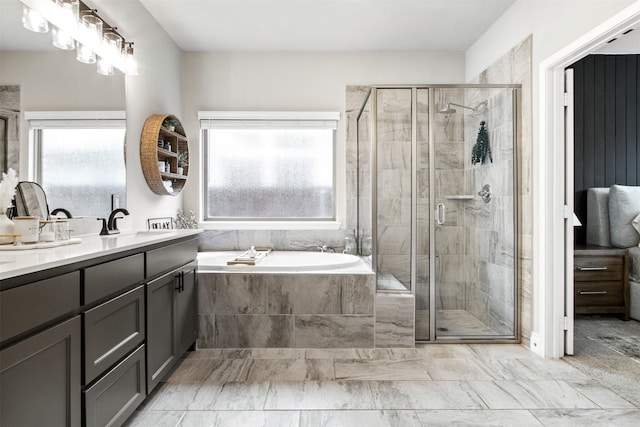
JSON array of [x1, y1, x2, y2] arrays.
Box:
[[357, 85, 520, 342]]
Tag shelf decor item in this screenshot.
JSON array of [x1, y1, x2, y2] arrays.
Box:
[[140, 114, 189, 196], [162, 116, 179, 132], [177, 151, 188, 175], [471, 121, 492, 165]]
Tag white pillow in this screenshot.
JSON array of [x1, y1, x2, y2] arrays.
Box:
[[634, 212, 640, 246], [609, 185, 640, 248]]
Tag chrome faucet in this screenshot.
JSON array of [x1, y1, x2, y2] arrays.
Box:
[[318, 245, 336, 253]]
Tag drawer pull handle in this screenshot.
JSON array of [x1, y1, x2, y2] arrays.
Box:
[[578, 290, 608, 295], [577, 266, 608, 271]]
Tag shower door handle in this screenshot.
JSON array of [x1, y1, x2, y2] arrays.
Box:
[[436, 203, 446, 225]]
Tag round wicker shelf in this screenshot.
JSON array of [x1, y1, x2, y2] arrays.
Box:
[[140, 114, 189, 196]]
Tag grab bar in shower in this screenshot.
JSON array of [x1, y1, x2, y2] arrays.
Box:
[[436, 203, 445, 225]]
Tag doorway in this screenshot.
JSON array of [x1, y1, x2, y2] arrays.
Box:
[[539, 4, 640, 358]]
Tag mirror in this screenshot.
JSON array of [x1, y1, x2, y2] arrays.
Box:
[[0, 1, 126, 199], [13, 181, 50, 220]]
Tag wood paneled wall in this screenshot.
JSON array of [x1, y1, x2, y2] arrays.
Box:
[[570, 54, 640, 245]]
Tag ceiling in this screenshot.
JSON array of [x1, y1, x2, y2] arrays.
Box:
[[1, 0, 637, 53], [2, 0, 519, 52], [137, 0, 517, 52]]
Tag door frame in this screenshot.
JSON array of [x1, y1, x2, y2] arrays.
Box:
[[537, 3, 640, 358]]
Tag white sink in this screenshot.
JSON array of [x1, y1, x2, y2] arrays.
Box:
[[132, 231, 173, 238]]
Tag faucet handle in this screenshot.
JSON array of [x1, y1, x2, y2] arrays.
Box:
[[97, 218, 110, 236]]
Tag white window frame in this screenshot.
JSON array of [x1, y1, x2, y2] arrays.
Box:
[[199, 111, 341, 230], [25, 111, 126, 216], [25, 110, 126, 180]]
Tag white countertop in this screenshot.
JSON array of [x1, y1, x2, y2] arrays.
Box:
[[0, 230, 202, 281]]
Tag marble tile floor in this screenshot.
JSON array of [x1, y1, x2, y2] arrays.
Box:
[[435, 309, 499, 336], [126, 331, 640, 427]]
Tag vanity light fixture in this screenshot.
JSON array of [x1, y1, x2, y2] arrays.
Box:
[[76, 12, 102, 64], [51, 0, 78, 50], [96, 55, 113, 75], [96, 28, 121, 75], [22, 4, 49, 32], [124, 42, 138, 76], [19, 0, 137, 76]]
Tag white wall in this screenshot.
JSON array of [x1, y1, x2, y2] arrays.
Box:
[[92, 0, 184, 230], [181, 51, 466, 223], [465, 0, 639, 355], [466, 0, 637, 79], [0, 51, 125, 178]]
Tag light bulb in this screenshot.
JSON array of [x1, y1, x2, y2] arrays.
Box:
[[125, 44, 138, 76], [22, 5, 49, 33], [77, 43, 96, 64], [97, 56, 114, 76], [52, 26, 75, 50]]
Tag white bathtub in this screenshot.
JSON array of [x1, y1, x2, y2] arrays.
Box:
[[197, 251, 367, 272]]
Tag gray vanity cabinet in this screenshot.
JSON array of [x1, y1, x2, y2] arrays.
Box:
[[0, 271, 81, 427], [146, 260, 198, 394], [0, 316, 81, 427], [83, 285, 146, 384], [177, 262, 198, 356], [84, 344, 146, 427], [1, 233, 199, 426], [81, 254, 147, 427], [146, 270, 177, 393]]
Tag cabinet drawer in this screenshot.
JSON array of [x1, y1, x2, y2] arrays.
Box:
[[1, 271, 80, 343], [84, 286, 145, 384], [575, 281, 624, 307], [574, 256, 623, 281], [84, 253, 144, 304], [84, 344, 146, 427], [147, 238, 197, 278]]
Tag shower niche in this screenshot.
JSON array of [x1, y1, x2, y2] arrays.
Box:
[[356, 85, 520, 342]]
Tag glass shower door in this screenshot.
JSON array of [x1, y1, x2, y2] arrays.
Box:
[[431, 87, 518, 340]]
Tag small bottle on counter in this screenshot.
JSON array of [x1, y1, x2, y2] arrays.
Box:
[[360, 229, 372, 256], [39, 220, 56, 242], [343, 229, 357, 255]]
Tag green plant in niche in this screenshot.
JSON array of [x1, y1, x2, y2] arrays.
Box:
[[471, 121, 492, 165], [177, 151, 189, 168], [162, 117, 179, 131]]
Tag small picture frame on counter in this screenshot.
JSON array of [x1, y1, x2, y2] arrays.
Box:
[[147, 217, 175, 230]]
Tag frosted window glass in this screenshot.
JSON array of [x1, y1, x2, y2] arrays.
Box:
[[39, 128, 126, 217], [206, 128, 334, 219]]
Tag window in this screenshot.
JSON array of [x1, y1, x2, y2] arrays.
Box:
[[27, 111, 126, 218], [200, 112, 339, 222]]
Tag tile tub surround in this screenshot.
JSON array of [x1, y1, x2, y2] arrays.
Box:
[[198, 271, 380, 348]]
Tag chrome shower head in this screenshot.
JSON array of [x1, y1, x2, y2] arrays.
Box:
[[438, 103, 456, 114]]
